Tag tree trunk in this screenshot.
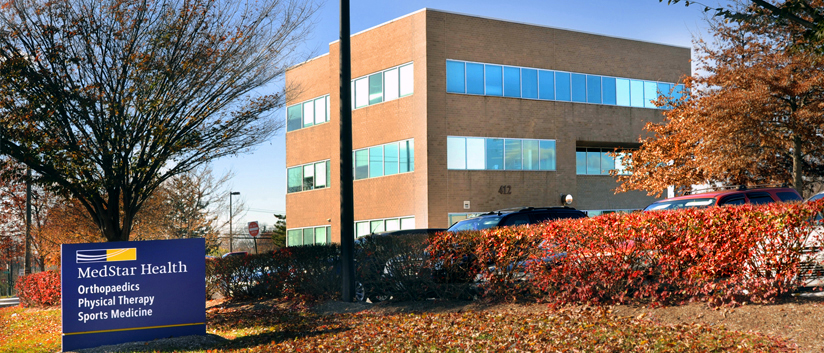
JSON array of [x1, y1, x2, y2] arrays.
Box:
[[793, 135, 804, 194]]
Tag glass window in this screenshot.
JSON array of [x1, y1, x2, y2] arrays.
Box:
[[400, 140, 412, 173], [287, 167, 302, 193], [447, 137, 466, 169], [446, 60, 465, 93], [400, 217, 415, 230], [314, 227, 327, 245], [485, 65, 502, 96], [303, 164, 314, 190], [587, 148, 601, 175], [384, 142, 399, 176], [466, 63, 485, 95], [539, 140, 555, 171], [538, 70, 554, 100], [747, 192, 774, 205], [503, 66, 520, 98], [600, 150, 614, 175], [369, 73, 383, 105], [570, 73, 586, 103], [777, 192, 802, 202], [354, 149, 368, 180], [355, 222, 370, 237], [314, 97, 326, 124], [673, 84, 685, 102], [602, 77, 616, 105], [505, 139, 522, 170], [521, 68, 538, 99], [303, 228, 314, 245], [355, 77, 369, 108], [616, 78, 630, 107], [399, 64, 414, 97], [644, 81, 658, 108], [586, 75, 601, 104], [369, 146, 383, 178], [658, 82, 672, 100], [576, 148, 587, 175], [384, 68, 399, 101], [302, 101, 314, 128], [486, 138, 504, 170], [630, 80, 644, 107], [385, 219, 400, 231], [408, 140, 414, 172], [287, 229, 302, 246], [287, 105, 302, 132], [523, 140, 540, 170], [555, 72, 571, 101], [370, 220, 385, 234], [466, 138, 485, 170], [314, 162, 327, 188], [615, 152, 629, 175]]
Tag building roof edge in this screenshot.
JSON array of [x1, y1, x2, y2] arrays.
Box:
[[294, 7, 690, 69]]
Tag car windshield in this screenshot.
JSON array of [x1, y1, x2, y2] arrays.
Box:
[[447, 216, 503, 232], [808, 193, 824, 203], [644, 198, 716, 211]]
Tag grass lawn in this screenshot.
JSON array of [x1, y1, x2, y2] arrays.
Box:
[[0, 301, 796, 352]]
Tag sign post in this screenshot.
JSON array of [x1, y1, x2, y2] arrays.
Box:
[[61, 238, 206, 351], [248, 221, 259, 254]]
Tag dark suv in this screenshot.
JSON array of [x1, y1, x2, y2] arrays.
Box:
[[447, 207, 587, 232]]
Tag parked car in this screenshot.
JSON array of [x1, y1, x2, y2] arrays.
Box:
[[353, 228, 446, 302], [644, 186, 802, 211], [222, 251, 248, 258], [802, 193, 824, 286], [447, 206, 587, 232], [807, 191, 824, 203]]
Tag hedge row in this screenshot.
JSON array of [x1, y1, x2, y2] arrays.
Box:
[[430, 201, 824, 306], [15, 270, 61, 307], [207, 232, 474, 301], [15, 202, 824, 307]]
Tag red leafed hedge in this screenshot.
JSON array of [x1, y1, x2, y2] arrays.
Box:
[[15, 270, 61, 307], [429, 201, 824, 306]]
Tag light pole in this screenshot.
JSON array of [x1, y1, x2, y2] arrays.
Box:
[[229, 191, 240, 252]]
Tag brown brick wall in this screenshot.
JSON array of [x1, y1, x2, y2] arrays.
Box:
[[424, 10, 690, 228], [286, 10, 428, 242], [286, 9, 691, 237]]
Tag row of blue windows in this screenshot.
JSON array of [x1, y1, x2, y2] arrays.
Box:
[[445, 60, 685, 109], [447, 136, 556, 171], [576, 148, 630, 175], [353, 63, 414, 109], [286, 95, 330, 132], [287, 160, 331, 193], [287, 226, 331, 246], [353, 139, 414, 180]]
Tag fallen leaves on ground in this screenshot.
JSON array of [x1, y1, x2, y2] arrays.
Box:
[[0, 306, 61, 353], [0, 301, 797, 352], [205, 301, 796, 352]]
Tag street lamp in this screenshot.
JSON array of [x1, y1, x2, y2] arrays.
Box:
[[229, 191, 240, 252]]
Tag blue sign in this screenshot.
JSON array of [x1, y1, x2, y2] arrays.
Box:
[[61, 238, 206, 351]]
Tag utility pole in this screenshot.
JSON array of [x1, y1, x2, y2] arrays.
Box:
[[24, 167, 31, 276], [229, 191, 239, 252], [339, 0, 355, 302]]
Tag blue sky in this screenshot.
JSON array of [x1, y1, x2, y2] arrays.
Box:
[[209, 0, 723, 230]]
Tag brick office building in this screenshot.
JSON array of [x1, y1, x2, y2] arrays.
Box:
[[284, 9, 690, 246]]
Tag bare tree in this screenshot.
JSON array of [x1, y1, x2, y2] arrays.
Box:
[[0, 0, 317, 241]]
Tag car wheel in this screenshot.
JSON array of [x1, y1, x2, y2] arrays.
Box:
[[354, 281, 367, 302]]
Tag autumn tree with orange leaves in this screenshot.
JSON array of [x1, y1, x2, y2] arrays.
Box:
[[617, 3, 824, 197], [0, 0, 316, 242]]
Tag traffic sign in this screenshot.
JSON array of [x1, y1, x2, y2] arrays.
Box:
[[248, 221, 259, 237]]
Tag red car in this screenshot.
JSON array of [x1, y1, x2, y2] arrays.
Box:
[[644, 187, 802, 211]]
